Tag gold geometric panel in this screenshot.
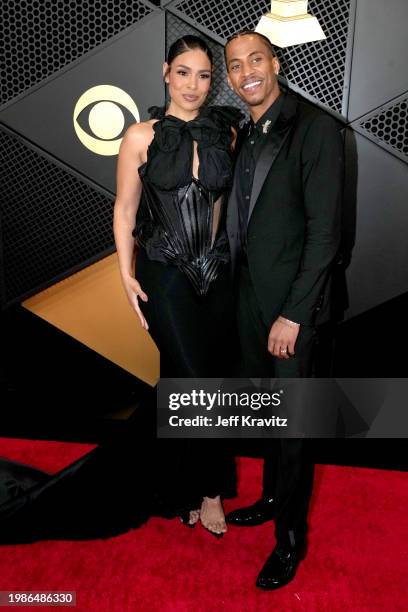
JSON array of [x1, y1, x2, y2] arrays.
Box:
[[23, 254, 159, 387]]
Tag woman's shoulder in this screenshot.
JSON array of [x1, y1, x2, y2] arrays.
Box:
[[120, 121, 156, 155], [124, 120, 155, 139]]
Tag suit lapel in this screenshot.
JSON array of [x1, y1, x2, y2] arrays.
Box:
[[247, 93, 298, 225]]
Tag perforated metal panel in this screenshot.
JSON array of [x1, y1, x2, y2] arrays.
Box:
[[166, 13, 247, 112], [171, 0, 270, 40], [0, 0, 154, 107], [0, 128, 115, 306], [357, 94, 408, 162], [276, 0, 351, 115], [169, 0, 352, 115]]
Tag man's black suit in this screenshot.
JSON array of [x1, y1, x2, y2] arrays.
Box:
[[227, 91, 343, 549]]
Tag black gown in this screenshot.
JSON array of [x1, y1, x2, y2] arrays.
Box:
[[134, 105, 242, 376], [0, 105, 243, 543]]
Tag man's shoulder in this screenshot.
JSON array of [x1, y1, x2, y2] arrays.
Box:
[[287, 94, 344, 163], [292, 93, 339, 130]]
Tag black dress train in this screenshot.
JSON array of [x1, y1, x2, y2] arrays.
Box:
[[0, 105, 243, 543]]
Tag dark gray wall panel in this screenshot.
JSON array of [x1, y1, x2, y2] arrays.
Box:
[[0, 12, 165, 194], [348, 0, 408, 121], [344, 131, 408, 319], [0, 128, 114, 306], [0, 0, 155, 108]]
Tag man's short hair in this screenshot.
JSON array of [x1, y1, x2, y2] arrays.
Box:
[[224, 30, 277, 64]]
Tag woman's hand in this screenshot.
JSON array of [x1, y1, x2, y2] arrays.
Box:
[[122, 275, 149, 330]]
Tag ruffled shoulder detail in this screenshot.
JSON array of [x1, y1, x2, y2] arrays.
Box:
[[200, 105, 245, 129], [147, 106, 166, 120]]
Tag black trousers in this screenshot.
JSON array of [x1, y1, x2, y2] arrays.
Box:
[[136, 249, 237, 509], [136, 248, 237, 378], [237, 264, 315, 549]]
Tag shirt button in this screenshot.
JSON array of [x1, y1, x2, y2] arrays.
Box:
[[250, 140, 254, 145], [245, 195, 250, 200], [245, 168, 250, 173]]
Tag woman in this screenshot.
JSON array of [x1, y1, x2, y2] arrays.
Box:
[[113, 35, 242, 536], [0, 36, 242, 543]]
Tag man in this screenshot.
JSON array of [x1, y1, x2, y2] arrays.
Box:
[[224, 31, 343, 589]]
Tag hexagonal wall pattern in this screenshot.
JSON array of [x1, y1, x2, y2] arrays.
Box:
[[171, 0, 270, 39], [356, 94, 408, 162], [0, 0, 154, 106]]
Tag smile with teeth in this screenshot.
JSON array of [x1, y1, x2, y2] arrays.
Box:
[[242, 80, 262, 92]]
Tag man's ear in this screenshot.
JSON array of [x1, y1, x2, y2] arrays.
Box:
[[163, 62, 170, 83], [272, 56, 280, 76]]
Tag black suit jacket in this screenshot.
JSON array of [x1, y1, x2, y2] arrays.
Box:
[[227, 92, 344, 328]]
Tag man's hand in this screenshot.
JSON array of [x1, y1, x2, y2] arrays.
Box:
[[267, 316, 300, 359]]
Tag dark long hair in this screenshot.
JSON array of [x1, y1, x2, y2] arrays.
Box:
[[166, 35, 214, 68]]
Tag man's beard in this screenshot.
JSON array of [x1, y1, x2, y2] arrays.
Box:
[[243, 96, 265, 107]]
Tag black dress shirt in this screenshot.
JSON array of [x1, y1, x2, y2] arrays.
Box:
[[235, 93, 285, 251]]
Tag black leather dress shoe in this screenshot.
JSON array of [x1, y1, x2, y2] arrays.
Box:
[[256, 543, 306, 590], [225, 497, 275, 526]]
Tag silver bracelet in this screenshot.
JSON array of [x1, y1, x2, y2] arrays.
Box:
[[278, 315, 300, 329]]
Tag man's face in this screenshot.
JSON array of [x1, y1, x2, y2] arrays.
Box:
[[225, 35, 280, 109]]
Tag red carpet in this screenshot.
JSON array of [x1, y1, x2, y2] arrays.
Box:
[[0, 438, 407, 611]]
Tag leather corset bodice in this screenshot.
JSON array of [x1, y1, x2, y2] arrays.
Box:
[[133, 105, 243, 296], [135, 177, 229, 296]]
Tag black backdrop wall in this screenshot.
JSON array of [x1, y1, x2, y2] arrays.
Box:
[[0, 1, 407, 463], [1, 0, 408, 315]]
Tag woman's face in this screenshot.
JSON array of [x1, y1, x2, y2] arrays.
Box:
[[164, 49, 212, 113]]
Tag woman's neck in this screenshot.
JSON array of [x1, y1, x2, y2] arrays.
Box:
[[166, 101, 201, 122]]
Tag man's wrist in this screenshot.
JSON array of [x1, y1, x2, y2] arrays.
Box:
[[278, 315, 300, 329]]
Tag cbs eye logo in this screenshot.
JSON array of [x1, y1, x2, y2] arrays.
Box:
[[73, 85, 140, 156]]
